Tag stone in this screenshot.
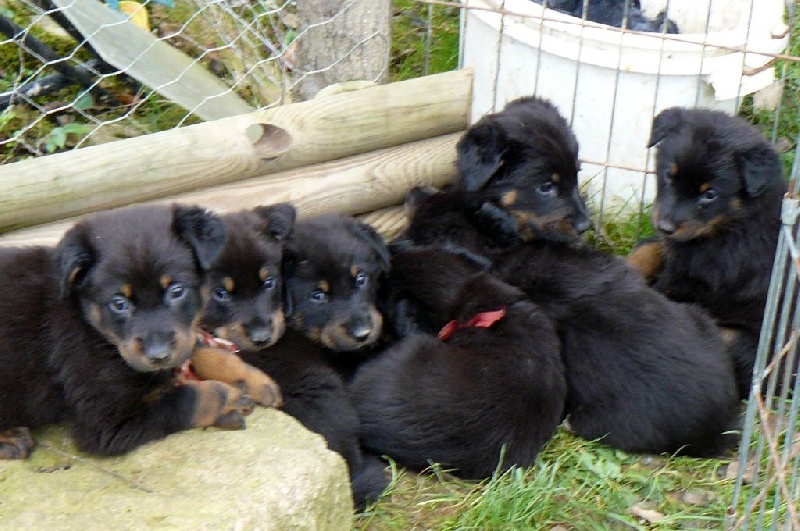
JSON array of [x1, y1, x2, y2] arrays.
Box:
[[0, 409, 353, 530]]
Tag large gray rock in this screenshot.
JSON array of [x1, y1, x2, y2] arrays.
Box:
[[0, 409, 353, 530]]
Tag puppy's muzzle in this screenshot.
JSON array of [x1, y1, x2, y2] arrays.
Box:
[[346, 320, 374, 343], [657, 218, 676, 235], [245, 324, 275, 347], [139, 332, 177, 366]]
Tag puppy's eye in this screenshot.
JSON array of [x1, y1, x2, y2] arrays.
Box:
[[212, 287, 231, 302], [166, 283, 186, 302], [699, 189, 718, 204], [109, 295, 131, 314], [263, 276, 276, 289], [310, 290, 328, 303], [354, 271, 368, 287], [535, 182, 557, 196]]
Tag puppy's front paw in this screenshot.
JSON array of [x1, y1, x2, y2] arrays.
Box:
[[189, 347, 282, 408], [186, 380, 255, 430], [0, 427, 35, 459], [239, 368, 283, 408]]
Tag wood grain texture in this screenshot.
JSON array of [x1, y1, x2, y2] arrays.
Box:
[[0, 69, 471, 234], [357, 206, 407, 242], [0, 133, 460, 247]]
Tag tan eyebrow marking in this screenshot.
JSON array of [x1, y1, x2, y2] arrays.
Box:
[[223, 277, 235, 292], [501, 190, 517, 207], [552, 173, 561, 183], [318, 280, 329, 293], [259, 267, 270, 282], [159, 275, 172, 290], [120, 284, 133, 298]]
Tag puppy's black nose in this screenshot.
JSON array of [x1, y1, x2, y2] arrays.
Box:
[[348, 325, 373, 342], [144, 343, 173, 364], [657, 219, 676, 234], [140, 333, 176, 364], [573, 217, 591, 234], [247, 326, 273, 346]]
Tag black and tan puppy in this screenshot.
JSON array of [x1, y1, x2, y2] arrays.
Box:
[[205, 210, 390, 510], [350, 245, 566, 478], [628, 107, 787, 398], [405, 96, 590, 257], [0, 204, 254, 460], [398, 97, 742, 457]]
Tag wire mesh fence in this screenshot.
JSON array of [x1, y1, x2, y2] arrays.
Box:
[[0, 0, 390, 162], [730, 192, 800, 529]]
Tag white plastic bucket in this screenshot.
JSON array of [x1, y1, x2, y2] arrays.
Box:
[[460, 0, 788, 211]]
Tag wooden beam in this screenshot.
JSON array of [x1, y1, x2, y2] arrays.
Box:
[[0, 133, 459, 247], [358, 206, 406, 242], [0, 68, 471, 234]]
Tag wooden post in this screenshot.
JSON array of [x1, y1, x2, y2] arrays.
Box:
[[293, 0, 392, 101], [0, 69, 471, 234], [0, 133, 460, 247]]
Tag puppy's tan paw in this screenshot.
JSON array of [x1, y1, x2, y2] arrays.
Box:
[[186, 380, 255, 430]]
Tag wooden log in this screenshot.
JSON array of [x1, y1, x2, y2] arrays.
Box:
[[357, 206, 407, 242], [0, 133, 460, 247], [293, 0, 392, 101], [0, 69, 471, 235]]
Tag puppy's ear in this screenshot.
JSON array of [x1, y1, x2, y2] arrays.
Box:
[[739, 145, 784, 197], [56, 222, 96, 299], [347, 219, 391, 272], [172, 205, 228, 271], [404, 186, 438, 212], [456, 121, 508, 192], [647, 107, 684, 148], [253, 202, 297, 241]]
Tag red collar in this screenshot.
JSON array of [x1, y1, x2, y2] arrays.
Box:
[[437, 308, 507, 341], [197, 330, 239, 352]]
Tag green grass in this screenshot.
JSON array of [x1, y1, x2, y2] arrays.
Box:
[[355, 429, 739, 530], [390, 0, 461, 81]]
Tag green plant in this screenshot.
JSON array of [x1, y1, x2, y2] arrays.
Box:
[[40, 122, 94, 153]]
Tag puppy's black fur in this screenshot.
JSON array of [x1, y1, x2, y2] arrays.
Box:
[[399, 97, 742, 456], [351, 245, 566, 478], [207, 211, 390, 510], [540, 0, 678, 33], [629, 107, 788, 398], [0, 205, 252, 459]]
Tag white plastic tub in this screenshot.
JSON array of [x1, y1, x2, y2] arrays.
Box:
[[460, 0, 788, 210]]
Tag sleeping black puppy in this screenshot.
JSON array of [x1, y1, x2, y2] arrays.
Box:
[[627, 107, 788, 398], [350, 245, 566, 478], [398, 96, 742, 457], [204, 209, 390, 511], [0, 204, 254, 460]]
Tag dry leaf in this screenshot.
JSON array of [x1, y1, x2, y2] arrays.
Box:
[[629, 502, 666, 523]]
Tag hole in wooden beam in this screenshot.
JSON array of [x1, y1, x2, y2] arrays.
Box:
[[247, 123, 292, 160]]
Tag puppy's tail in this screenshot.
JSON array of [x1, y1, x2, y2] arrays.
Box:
[[351, 454, 390, 512]]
